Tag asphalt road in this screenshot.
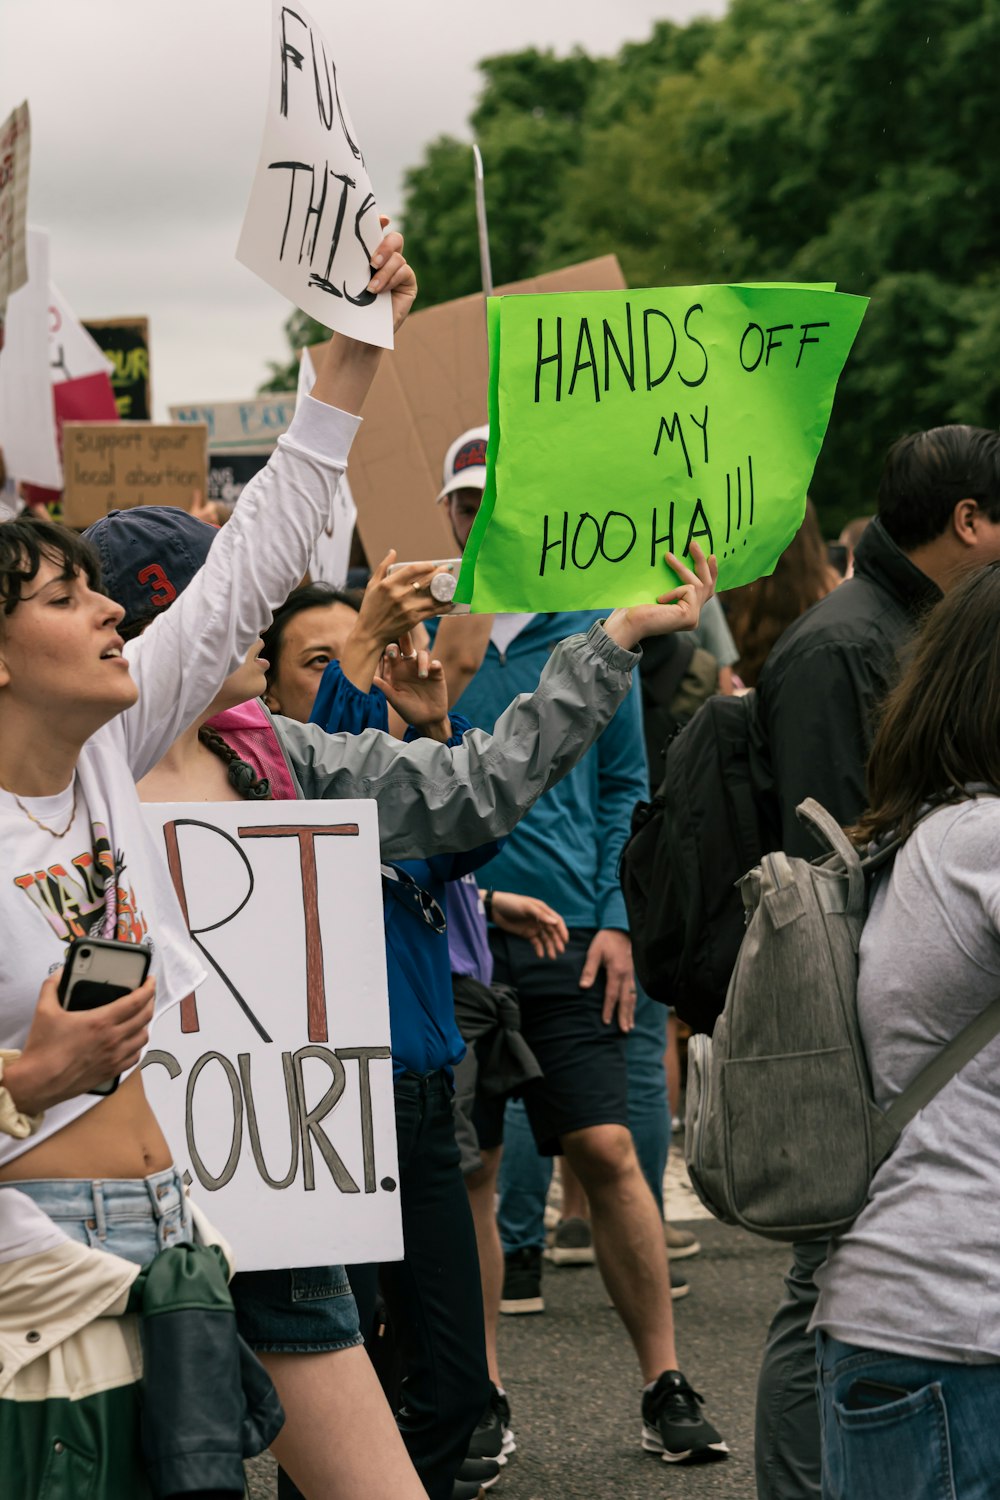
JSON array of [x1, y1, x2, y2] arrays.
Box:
[[247, 1210, 790, 1500]]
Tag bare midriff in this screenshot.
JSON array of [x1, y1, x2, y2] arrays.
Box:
[[0, 1072, 173, 1182]]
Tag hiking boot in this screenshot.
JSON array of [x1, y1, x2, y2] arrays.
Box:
[[456, 1455, 501, 1491], [468, 1383, 516, 1464], [500, 1247, 544, 1314], [641, 1370, 729, 1465], [665, 1224, 702, 1260], [543, 1215, 595, 1265]]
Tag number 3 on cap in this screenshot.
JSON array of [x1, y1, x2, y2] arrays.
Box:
[[137, 563, 177, 607]]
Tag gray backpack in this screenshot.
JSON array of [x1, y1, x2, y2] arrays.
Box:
[[684, 796, 1000, 1243]]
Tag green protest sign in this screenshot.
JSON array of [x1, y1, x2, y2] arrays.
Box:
[[455, 284, 867, 612]]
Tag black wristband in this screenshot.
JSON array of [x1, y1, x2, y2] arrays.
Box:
[[483, 888, 494, 923]]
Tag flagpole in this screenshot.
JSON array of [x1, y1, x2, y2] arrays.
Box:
[[472, 144, 493, 324]]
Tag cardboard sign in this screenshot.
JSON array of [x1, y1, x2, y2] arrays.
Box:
[[237, 0, 392, 348], [0, 228, 62, 489], [61, 422, 207, 526], [82, 316, 151, 419], [339, 256, 627, 567], [455, 284, 868, 612], [141, 800, 401, 1271], [0, 101, 30, 349], [169, 394, 297, 452]]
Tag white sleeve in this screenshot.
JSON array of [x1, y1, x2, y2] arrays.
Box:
[[112, 397, 360, 780]]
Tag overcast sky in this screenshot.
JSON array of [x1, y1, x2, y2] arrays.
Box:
[[1, 0, 725, 416]]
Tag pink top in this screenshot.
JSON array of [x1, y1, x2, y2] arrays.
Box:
[[206, 700, 298, 802]]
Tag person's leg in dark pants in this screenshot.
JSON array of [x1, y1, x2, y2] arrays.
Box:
[[381, 1071, 490, 1500], [755, 1238, 829, 1500]]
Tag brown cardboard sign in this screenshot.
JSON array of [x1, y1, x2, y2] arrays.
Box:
[[319, 255, 627, 566], [62, 422, 208, 527]]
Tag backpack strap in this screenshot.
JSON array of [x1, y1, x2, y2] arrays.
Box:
[[884, 993, 1000, 1135], [795, 798, 865, 909]]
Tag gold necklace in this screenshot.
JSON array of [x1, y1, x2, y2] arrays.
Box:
[[0, 775, 78, 838]]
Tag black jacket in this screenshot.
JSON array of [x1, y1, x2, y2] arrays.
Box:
[[751, 519, 941, 858]]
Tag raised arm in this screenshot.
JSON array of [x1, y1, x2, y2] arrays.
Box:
[[283, 622, 640, 859], [117, 230, 415, 780], [282, 543, 716, 859]]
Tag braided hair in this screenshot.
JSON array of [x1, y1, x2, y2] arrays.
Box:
[[198, 726, 271, 800]]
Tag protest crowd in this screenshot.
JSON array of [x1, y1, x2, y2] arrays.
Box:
[[3, 10, 1000, 1500]]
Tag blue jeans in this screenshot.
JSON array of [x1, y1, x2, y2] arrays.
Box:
[[625, 986, 669, 1214], [818, 1333, 1000, 1500], [380, 1070, 489, 1500], [12, 1168, 191, 1262], [497, 1098, 552, 1253]]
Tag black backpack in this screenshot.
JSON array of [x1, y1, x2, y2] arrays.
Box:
[[637, 634, 719, 780], [620, 692, 767, 1033]]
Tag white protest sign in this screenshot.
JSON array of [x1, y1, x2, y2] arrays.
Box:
[[168, 395, 298, 452], [0, 101, 30, 348], [48, 284, 111, 384], [237, 0, 392, 349], [0, 228, 61, 489], [141, 799, 402, 1271], [299, 342, 357, 585]]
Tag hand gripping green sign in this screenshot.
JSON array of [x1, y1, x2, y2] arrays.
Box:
[[455, 284, 867, 612]]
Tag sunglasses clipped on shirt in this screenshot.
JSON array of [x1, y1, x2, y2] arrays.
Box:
[[380, 863, 447, 934]]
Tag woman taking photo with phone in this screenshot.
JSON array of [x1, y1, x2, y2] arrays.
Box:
[[812, 560, 1000, 1500]]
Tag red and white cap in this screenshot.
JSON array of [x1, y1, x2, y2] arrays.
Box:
[[437, 424, 489, 502]]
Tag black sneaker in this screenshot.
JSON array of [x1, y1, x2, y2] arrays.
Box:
[[641, 1370, 729, 1465], [450, 1482, 485, 1500], [468, 1382, 516, 1464], [456, 1455, 501, 1491], [492, 1385, 516, 1460], [499, 1247, 544, 1315]]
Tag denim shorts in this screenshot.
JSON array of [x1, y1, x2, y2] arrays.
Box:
[[229, 1265, 363, 1355], [13, 1168, 192, 1265]]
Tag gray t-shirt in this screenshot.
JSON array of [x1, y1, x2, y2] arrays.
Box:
[[812, 795, 1000, 1363]]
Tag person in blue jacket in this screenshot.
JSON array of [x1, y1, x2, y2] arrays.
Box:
[[432, 425, 729, 1468], [268, 595, 499, 1500]]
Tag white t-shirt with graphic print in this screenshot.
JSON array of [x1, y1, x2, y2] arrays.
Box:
[[0, 396, 359, 1184]]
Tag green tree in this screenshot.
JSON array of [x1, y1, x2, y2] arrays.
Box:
[[264, 0, 1000, 530]]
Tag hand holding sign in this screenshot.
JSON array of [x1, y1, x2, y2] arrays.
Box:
[[604, 542, 718, 651], [237, 0, 394, 348]]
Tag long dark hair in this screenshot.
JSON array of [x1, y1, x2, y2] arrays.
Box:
[[725, 500, 836, 687], [851, 563, 1000, 846]]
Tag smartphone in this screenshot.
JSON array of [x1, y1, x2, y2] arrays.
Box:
[[843, 1378, 912, 1411], [386, 558, 470, 615], [57, 937, 153, 1097], [827, 542, 849, 577]]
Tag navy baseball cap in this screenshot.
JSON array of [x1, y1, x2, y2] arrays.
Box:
[[83, 506, 217, 634]]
